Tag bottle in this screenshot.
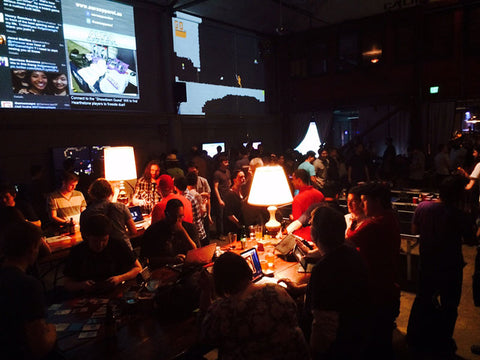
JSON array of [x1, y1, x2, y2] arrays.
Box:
[[68, 218, 75, 235], [240, 226, 247, 249]]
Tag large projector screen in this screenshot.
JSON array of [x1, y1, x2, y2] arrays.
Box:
[[0, 0, 139, 110], [172, 12, 265, 116]]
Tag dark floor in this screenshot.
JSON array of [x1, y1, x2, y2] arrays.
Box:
[[395, 243, 480, 360]]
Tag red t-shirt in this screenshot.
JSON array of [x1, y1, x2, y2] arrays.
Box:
[[346, 210, 401, 305], [292, 185, 324, 241], [151, 193, 193, 224]]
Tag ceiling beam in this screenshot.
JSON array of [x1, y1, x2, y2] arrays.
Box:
[[270, 0, 330, 25], [173, 0, 211, 12]]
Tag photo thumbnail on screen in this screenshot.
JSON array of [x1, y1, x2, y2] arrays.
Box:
[[11, 69, 69, 96], [67, 41, 137, 95]]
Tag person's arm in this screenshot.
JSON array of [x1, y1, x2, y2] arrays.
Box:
[[24, 318, 57, 358], [466, 179, 476, 190], [50, 209, 67, 225], [174, 221, 198, 249], [227, 214, 241, 228], [126, 218, 138, 237], [277, 278, 307, 298], [63, 277, 96, 292], [106, 259, 142, 286], [213, 182, 224, 207]]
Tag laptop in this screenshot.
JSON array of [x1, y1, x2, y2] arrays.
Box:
[[184, 243, 217, 265], [129, 206, 146, 228], [240, 247, 284, 286]]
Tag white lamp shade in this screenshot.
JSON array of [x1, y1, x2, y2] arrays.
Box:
[[248, 165, 293, 206], [104, 146, 137, 181]]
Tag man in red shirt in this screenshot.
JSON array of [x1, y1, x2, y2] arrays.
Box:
[[290, 169, 324, 241], [346, 183, 400, 358], [151, 175, 193, 224]]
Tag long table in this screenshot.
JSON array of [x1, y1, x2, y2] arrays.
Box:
[[48, 240, 310, 359]]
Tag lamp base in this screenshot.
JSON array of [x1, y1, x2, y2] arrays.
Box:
[[265, 206, 281, 235]]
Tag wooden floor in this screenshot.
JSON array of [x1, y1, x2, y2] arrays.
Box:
[[395, 243, 480, 360]]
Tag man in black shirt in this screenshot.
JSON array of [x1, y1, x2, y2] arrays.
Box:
[[141, 198, 198, 268], [0, 221, 56, 359], [63, 214, 142, 293]]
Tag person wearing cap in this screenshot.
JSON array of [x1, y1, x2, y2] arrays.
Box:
[[165, 153, 185, 179], [151, 174, 193, 224]]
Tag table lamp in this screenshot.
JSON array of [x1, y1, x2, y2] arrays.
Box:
[[104, 146, 137, 204], [248, 165, 293, 235]]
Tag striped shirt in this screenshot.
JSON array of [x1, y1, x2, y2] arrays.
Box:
[[184, 189, 206, 241], [47, 189, 86, 223]]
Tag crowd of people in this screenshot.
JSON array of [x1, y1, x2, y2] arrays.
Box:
[[1, 137, 479, 359]]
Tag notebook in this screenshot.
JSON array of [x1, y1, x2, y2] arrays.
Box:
[[184, 243, 217, 265], [240, 247, 283, 286], [129, 206, 146, 228]]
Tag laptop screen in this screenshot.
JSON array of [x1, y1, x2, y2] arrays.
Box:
[[129, 206, 144, 222], [241, 248, 263, 281]]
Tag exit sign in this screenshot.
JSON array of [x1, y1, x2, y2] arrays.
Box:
[[430, 86, 439, 94]]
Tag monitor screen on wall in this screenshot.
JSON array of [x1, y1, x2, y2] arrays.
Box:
[[172, 12, 265, 116], [202, 142, 224, 157], [0, 0, 139, 111]]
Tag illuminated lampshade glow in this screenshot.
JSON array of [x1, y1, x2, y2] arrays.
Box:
[[248, 165, 293, 206], [104, 146, 137, 181]]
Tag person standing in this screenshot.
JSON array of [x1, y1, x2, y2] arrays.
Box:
[[298, 150, 317, 186], [346, 183, 400, 358], [213, 156, 231, 237], [406, 176, 469, 357], [223, 170, 246, 237]]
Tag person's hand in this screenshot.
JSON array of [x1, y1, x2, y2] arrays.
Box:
[[289, 214, 294, 221], [81, 280, 96, 291], [219, 199, 225, 207], [277, 278, 303, 298], [106, 276, 122, 287], [175, 254, 186, 262], [208, 215, 213, 225]]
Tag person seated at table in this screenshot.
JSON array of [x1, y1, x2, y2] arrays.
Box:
[[0, 221, 57, 359], [0, 183, 41, 227], [132, 159, 162, 214], [280, 205, 371, 360], [200, 251, 310, 360], [140, 199, 198, 268], [80, 178, 137, 250], [47, 171, 86, 227], [63, 214, 142, 293]]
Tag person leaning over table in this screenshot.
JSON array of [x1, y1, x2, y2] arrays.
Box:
[[63, 214, 142, 293], [47, 171, 86, 227], [280, 205, 371, 360], [199, 251, 310, 360], [80, 178, 137, 250], [0, 221, 57, 359], [140, 198, 198, 268]]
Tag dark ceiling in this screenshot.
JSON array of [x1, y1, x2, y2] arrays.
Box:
[[136, 0, 415, 36]]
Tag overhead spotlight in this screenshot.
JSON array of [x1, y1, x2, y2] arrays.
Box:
[[276, 25, 286, 35]]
